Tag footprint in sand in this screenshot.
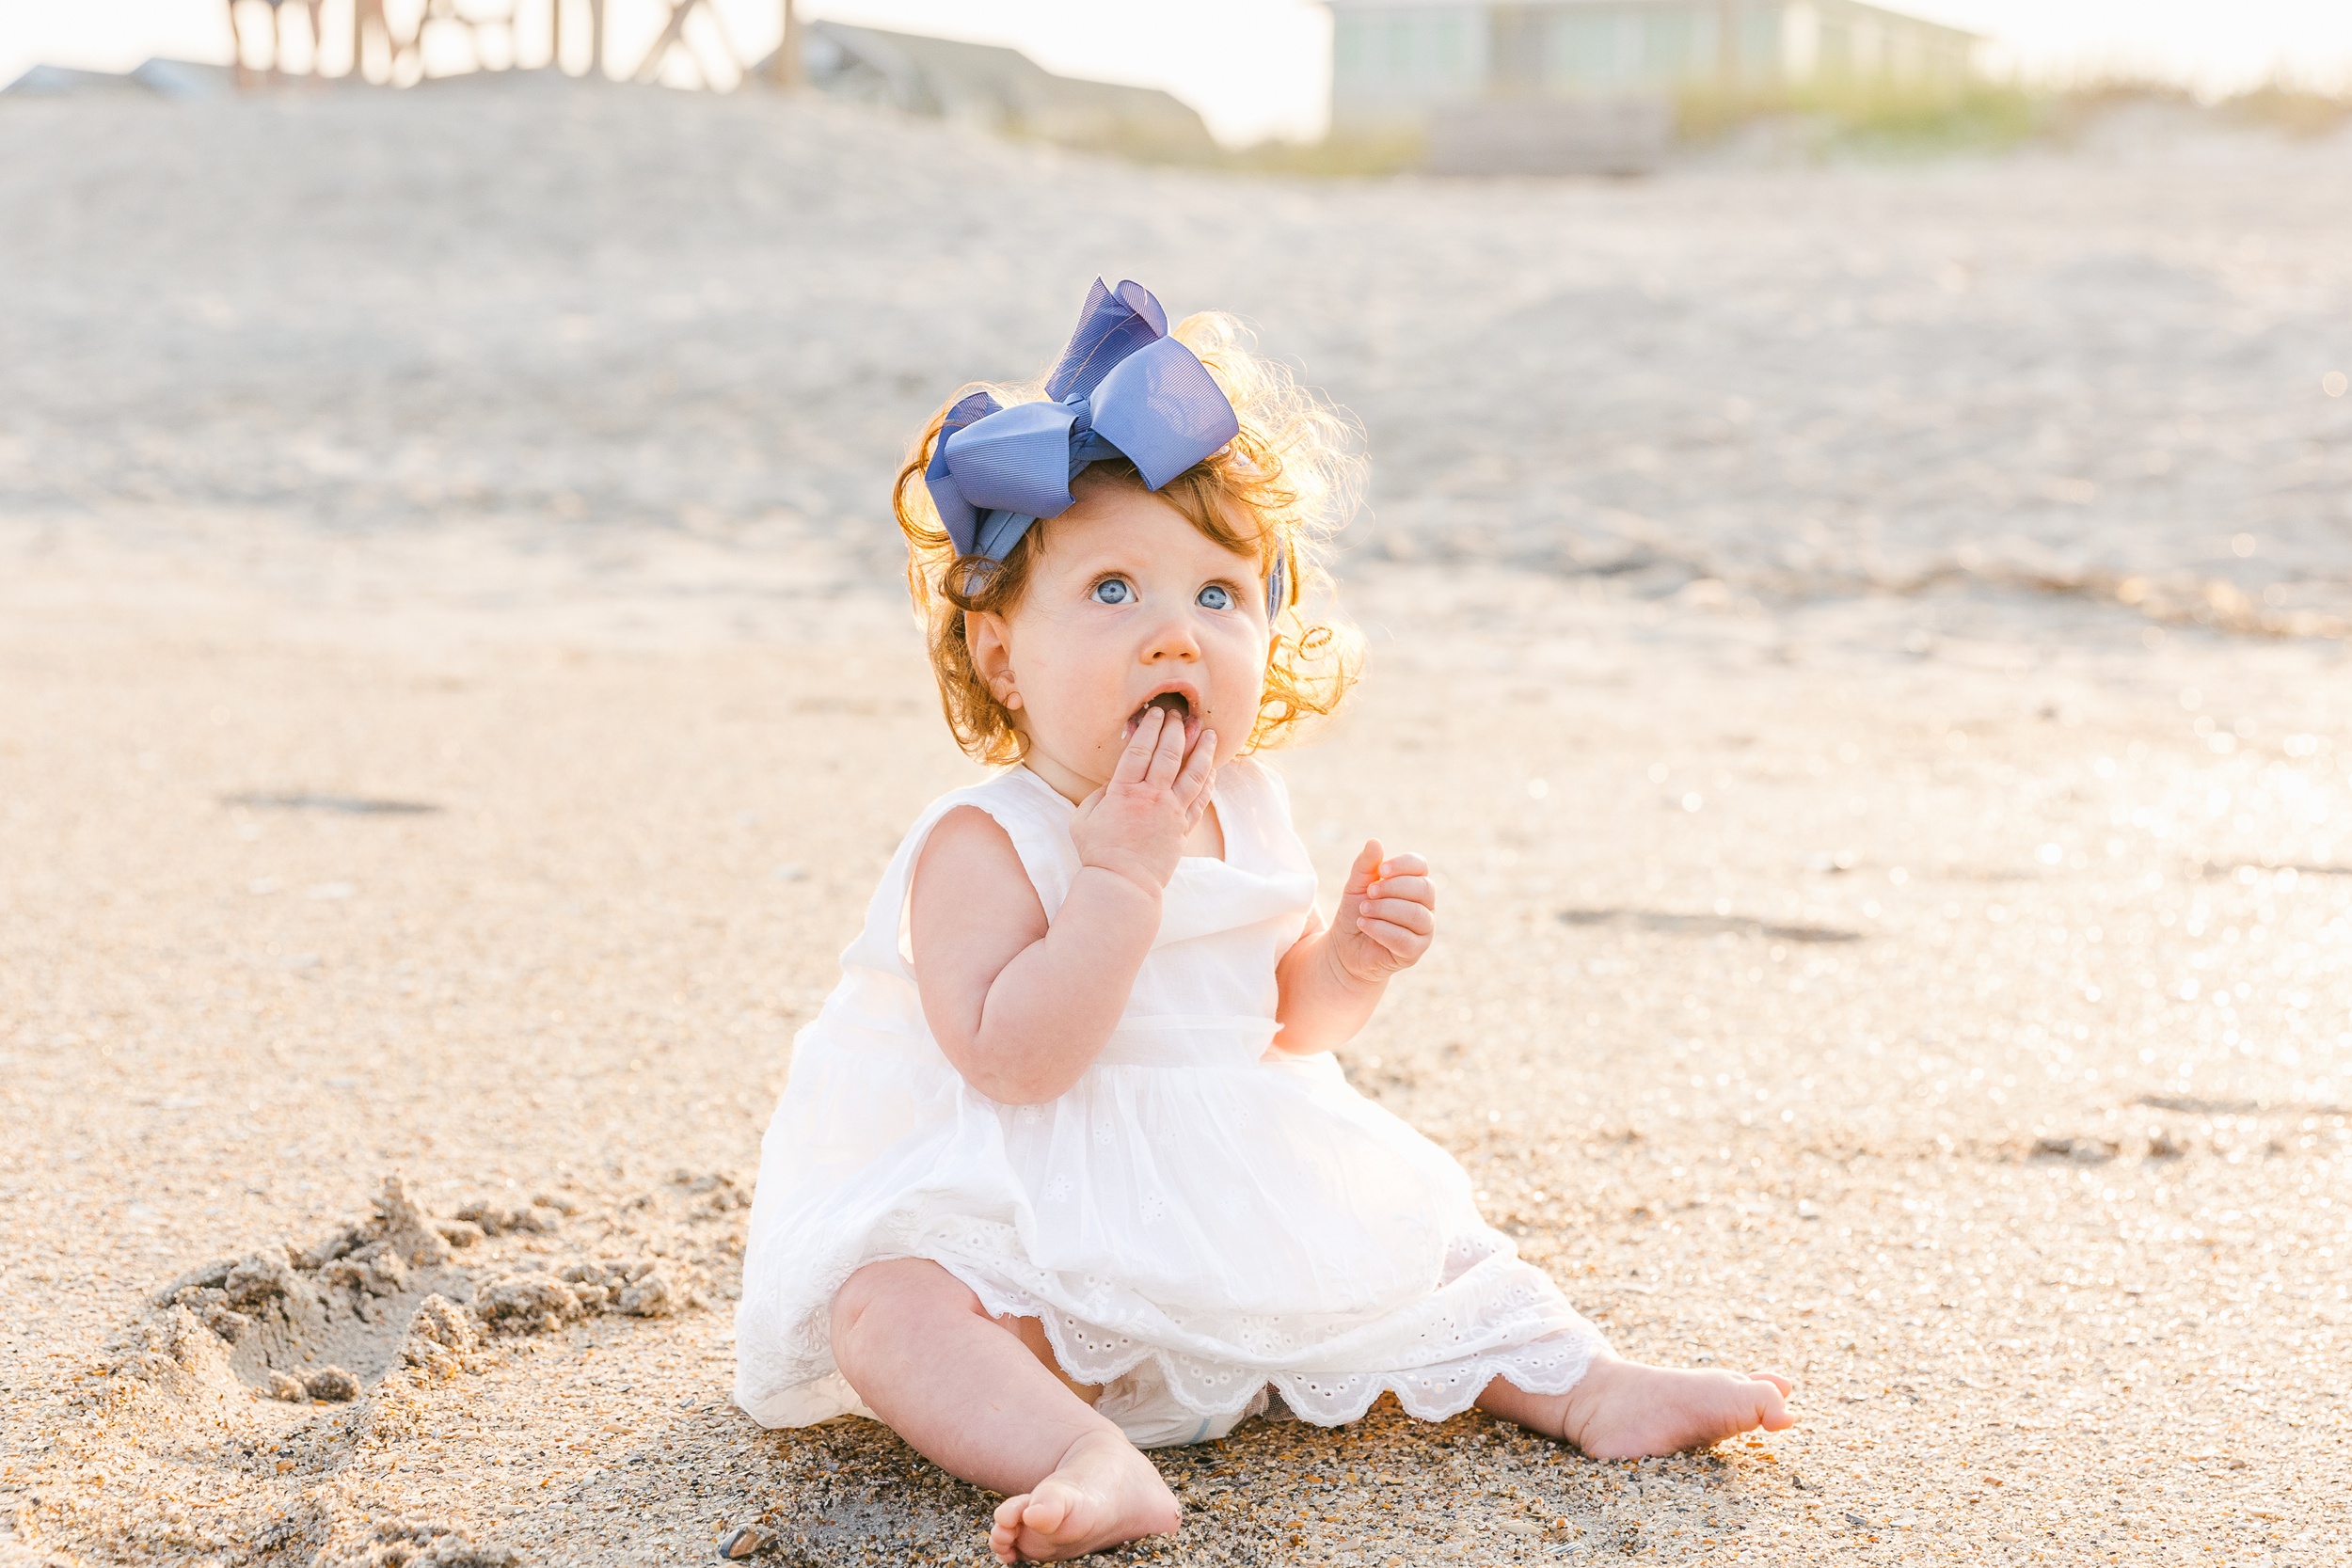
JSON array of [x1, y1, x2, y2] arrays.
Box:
[[132, 1174, 713, 1402], [53, 1172, 742, 1564]]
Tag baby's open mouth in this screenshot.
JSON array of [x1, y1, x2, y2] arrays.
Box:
[[1124, 690, 1200, 748]]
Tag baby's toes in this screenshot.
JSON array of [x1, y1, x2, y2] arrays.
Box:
[[991, 1497, 1031, 1562], [1019, 1483, 1077, 1538]]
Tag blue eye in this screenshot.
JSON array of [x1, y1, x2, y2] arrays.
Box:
[[1196, 583, 1234, 610], [1091, 578, 1134, 605]]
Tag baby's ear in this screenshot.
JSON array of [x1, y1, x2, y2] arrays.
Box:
[[965, 610, 1020, 707]]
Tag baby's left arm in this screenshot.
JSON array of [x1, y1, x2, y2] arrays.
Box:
[[1271, 839, 1435, 1054]]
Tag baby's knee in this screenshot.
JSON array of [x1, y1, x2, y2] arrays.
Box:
[[831, 1259, 984, 1351]]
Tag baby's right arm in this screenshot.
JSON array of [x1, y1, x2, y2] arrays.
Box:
[[908, 708, 1215, 1104]]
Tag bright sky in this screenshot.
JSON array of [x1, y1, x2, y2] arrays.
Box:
[[5, 1, 2350, 145]]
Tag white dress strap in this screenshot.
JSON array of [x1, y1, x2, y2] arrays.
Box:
[[1196, 754, 1296, 874], [835, 768, 1081, 985], [965, 769, 1083, 916]]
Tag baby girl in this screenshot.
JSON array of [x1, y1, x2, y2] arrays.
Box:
[[735, 280, 1792, 1563]]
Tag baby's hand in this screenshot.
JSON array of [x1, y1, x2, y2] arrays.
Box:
[[1070, 707, 1216, 896], [1330, 839, 1435, 982]]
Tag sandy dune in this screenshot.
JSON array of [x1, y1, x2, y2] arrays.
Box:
[[4, 74, 2348, 612], [2, 76, 2348, 1567]]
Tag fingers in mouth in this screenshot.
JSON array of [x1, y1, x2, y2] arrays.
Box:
[[1124, 692, 1200, 751]]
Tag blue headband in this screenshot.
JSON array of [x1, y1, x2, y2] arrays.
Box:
[[924, 278, 1287, 620]]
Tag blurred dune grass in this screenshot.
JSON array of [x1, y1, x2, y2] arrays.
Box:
[[1207, 76, 2352, 176], [1679, 75, 2352, 161], [1673, 76, 2045, 158], [2218, 79, 2352, 138]]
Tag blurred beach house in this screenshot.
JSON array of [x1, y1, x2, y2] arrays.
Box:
[[1327, 0, 1979, 170]]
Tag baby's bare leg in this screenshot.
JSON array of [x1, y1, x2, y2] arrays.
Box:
[[1478, 1353, 1794, 1459], [831, 1260, 1179, 1563], [992, 1310, 1105, 1406]]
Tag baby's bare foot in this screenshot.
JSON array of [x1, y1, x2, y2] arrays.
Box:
[[988, 1428, 1180, 1564], [1553, 1356, 1794, 1458]]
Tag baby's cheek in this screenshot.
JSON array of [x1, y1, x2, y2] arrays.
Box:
[[1219, 646, 1268, 719]]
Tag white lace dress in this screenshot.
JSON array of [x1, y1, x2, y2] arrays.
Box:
[[733, 759, 1608, 1444]]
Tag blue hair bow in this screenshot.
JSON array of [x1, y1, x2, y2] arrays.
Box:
[[924, 278, 1287, 618]]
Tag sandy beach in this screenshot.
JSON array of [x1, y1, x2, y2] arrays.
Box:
[[3, 77, 2348, 1567]]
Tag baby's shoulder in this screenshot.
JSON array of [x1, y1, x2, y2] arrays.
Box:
[[921, 800, 1025, 863]]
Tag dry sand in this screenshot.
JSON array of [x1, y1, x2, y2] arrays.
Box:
[[3, 76, 2349, 1568]]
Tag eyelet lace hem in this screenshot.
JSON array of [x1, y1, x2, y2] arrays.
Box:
[[948, 1266, 1606, 1428], [735, 1208, 1611, 1436]]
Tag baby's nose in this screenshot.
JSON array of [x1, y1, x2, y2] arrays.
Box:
[[1141, 618, 1201, 661]]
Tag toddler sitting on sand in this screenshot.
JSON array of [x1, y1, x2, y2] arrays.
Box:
[[734, 280, 1793, 1563]]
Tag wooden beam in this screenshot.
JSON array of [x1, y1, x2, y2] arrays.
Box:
[[628, 0, 741, 86], [631, 0, 699, 84], [698, 0, 742, 79], [767, 0, 803, 87]]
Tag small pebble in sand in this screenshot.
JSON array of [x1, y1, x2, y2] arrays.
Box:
[[717, 1524, 769, 1560], [304, 1365, 361, 1402]]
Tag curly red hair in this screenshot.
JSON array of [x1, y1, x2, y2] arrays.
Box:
[[894, 311, 1364, 767]]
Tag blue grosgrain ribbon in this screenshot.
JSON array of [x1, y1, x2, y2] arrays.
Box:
[[924, 279, 1286, 617]]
